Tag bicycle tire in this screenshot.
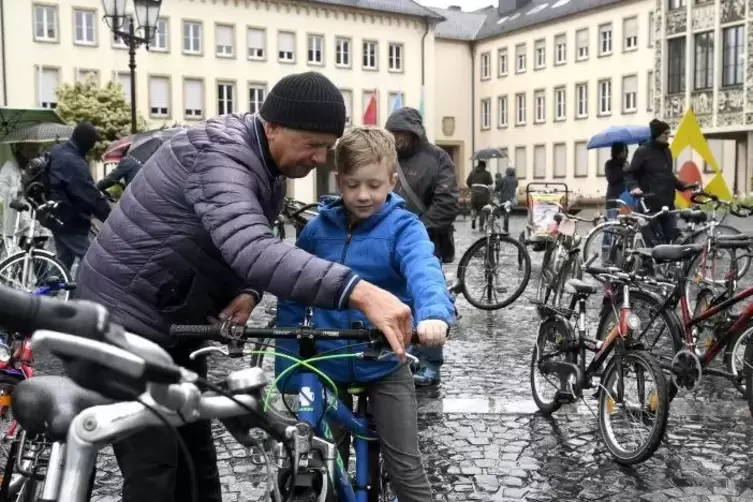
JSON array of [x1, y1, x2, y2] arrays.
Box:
[[530, 316, 577, 415], [456, 233, 531, 310], [724, 322, 753, 398], [681, 224, 751, 279], [551, 253, 583, 308], [743, 337, 753, 419], [598, 349, 669, 465], [0, 251, 72, 298]]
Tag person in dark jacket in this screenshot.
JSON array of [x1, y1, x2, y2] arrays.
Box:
[[466, 160, 493, 230], [498, 167, 518, 206], [47, 121, 112, 269], [601, 142, 628, 259], [625, 119, 697, 245], [75, 72, 416, 502], [96, 151, 141, 192], [385, 107, 459, 387], [494, 172, 503, 195]]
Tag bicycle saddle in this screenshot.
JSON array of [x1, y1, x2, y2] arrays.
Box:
[[649, 244, 704, 263], [679, 209, 707, 223], [8, 200, 29, 212], [11, 375, 111, 441], [563, 279, 597, 296]]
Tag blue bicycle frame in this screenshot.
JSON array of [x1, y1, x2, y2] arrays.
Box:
[[295, 371, 377, 502]]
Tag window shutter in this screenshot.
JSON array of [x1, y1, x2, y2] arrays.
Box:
[[534, 145, 546, 178], [216, 25, 233, 47], [247, 29, 264, 48], [577, 29, 588, 46], [624, 18, 637, 39], [185, 80, 203, 110], [553, 143, 566, 178], [41, 69, 59, 103], [278, 32, 294, 52], [575, 141, 588, 176], [150, 77, 169, 107]]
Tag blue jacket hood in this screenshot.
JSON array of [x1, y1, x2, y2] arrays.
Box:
[[316, 192, 407, 231]]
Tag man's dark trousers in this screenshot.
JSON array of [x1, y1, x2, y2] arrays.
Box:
[[53, 232, 91, 270], [113, 343, 222, 502]]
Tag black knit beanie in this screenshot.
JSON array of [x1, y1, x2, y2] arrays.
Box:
[[649, 118, 670, 139], [259, 72, 346, 137]]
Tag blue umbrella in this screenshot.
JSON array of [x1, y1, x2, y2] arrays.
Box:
[[587, 125, 651, 149]]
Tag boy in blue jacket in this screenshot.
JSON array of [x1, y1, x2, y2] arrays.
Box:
[[276, 126, 454, 502]]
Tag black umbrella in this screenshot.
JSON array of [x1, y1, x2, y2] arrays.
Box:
[[126, 127, 185, 164], [471, 148, 508, 161]]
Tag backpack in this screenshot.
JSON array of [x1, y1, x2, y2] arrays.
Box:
[[21, 154, 52, 207]]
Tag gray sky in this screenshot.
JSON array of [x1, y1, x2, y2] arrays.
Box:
[[418, 0, 494, 10]]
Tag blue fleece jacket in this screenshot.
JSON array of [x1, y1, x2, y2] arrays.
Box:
[[275, 193, 454, 387]]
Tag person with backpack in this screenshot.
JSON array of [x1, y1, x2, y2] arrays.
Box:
[[45, 121, 111, 269]]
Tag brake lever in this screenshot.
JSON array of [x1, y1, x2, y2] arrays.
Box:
[[189, 346, 229, 360]]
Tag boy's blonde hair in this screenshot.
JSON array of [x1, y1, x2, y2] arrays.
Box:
[[334, 126, 397, 175]]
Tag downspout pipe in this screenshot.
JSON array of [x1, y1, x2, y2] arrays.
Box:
[[421, 17, 429, 86], [0, 0, 7, 105], [470, 41, 476, 156]]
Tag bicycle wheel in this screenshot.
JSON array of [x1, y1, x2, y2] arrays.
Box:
[[582, 222, 622, 275], [0, 251, 72, 300], [683, 225, 751, 280], [598, 349, 669, 465], [724, 323, 753, 398], [456, 233, 531, 310], [530, 317, 577, 415]]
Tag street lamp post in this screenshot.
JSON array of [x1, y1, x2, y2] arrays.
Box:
[[101, 0, 162, 134]]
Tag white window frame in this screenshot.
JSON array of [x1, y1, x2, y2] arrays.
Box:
[[249, 84, 266, 114], [184, 79, 204, 120], [534, 40, 546, 69], [576, 28, 589, 61], [362, 41, 378, 70], [38, 67, 59, 109], [34, 5, 58, 42], [149, 76, 170, 118], [534, 91, 545, 124], [215, 24, 234, 57], [554, 87, 566, 121], [598, 79, 612, 115], [622, 75, 637, 113], [116, 72, 131, 104], [308, 34, 324, 65], [515, 93, 526, 125], [533, 145, 546, 179], [498, 48, 508, 76], [599, 24, 612, 56], [152, 19, 168, 51], [388, 43, 403, 72], [278, 31, 296, 63], [576, 83, 588, 118], [247, 28, 266, 60], [183, 21, 202, 55], [480, 52, 491, 80], [497, 95, 508, 128], [73, 10, 96, 45], [217, 81, 235, 115], [340, 89, 353, 127], [480, 98, 491, 130], [515, 44, 526, 73], [623, 17, 638, 51], [335, 37, 351, 67], [555, 34, 566, 65]]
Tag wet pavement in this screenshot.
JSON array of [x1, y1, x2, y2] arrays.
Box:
[[33, 213, 753, 501]]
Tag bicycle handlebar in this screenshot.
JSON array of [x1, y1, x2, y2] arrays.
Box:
[[690, 190, 753, 217]]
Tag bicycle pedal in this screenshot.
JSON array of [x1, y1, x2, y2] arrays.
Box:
[[555, 391, 577, 404]]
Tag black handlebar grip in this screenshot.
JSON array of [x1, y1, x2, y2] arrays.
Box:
[[168, 324, 222, 339]]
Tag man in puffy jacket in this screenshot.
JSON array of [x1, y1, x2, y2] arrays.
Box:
[[47, 121, 112, 268], [76, 72, 416, 502], [385, 107, 459, 387]]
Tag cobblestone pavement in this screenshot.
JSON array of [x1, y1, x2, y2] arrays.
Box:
[[34, 213, 753, 501]]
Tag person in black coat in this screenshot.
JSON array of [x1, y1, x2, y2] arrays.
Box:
[[466, 160, 493, 230], [600, 142, 628, 261], [96, 151, 142, 193]]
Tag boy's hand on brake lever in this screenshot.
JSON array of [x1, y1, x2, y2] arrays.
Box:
[[417, 320, 448, 347], [349, 281, 413, 362]]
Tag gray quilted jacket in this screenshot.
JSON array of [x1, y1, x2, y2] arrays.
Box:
[[76, 114, 359, 346]]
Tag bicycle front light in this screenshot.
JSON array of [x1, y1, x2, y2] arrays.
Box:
[[0, 343, 11, 363], [626, 313, 642, 332]]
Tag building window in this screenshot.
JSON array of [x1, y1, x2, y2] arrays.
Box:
[[217, 82, 235, 115], [647, 71, 654, 111], [554, 34, 566, 64], [116, 72, 131, 103], [33, 5, 57, 42], [76, 69, 99, 84], [648, 12, 655, 47], [113, 17, 134, 48], [576, 83, 588, 118], [668, 0, 686, 9], [575, 28, 589, 60], [722, 25, 744, 87], [480, 98, 491, 130], [599, 24, 612, 55], [362, 91, 377, 124], [553, 143, 566, 178], [183, 21, 202, 54], [597, 147, 610, 176], [278, 32, 296, 62], [308, 34, 324, 65], [694, 32, 714, 90], [554, 87, 566, 121], [515, 93, 526, 125], [498, 48, 508, 76], [335, 37, 351, 67], [152, 19, 168, 51], [340, 89, 353, 126], [480, 51, 491, 79], [388, 91, 404, 111], [534, 39, 546, 69], [388, 43, 403, 72], [515, 44, 526, 73], [622, 75, 637, 113], [623, 17, 637, 51], [363, 41, 378, 69], [534, 90, 545, 123], [37, 68, 59, 108], [515, 146, 527, 179], [247, 28, 265, 59], [667, 37, 686, 93], [149, 77, 170, 118], [249, 85, 266, 114], [216, 25, 234, 57], [598, 79, 612, 115], [73, 10, 95, 45], [574, 141, 588, 177], [497, 95, 508, 127], [184, 79, 204, 119], [534, 145, 546, 179]]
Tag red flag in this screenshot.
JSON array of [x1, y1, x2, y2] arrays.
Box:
[[363, 91, 377, 125]]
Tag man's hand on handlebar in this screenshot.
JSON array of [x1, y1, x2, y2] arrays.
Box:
[[630, 188, 643, 196], [348, 281, 413, 361]]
